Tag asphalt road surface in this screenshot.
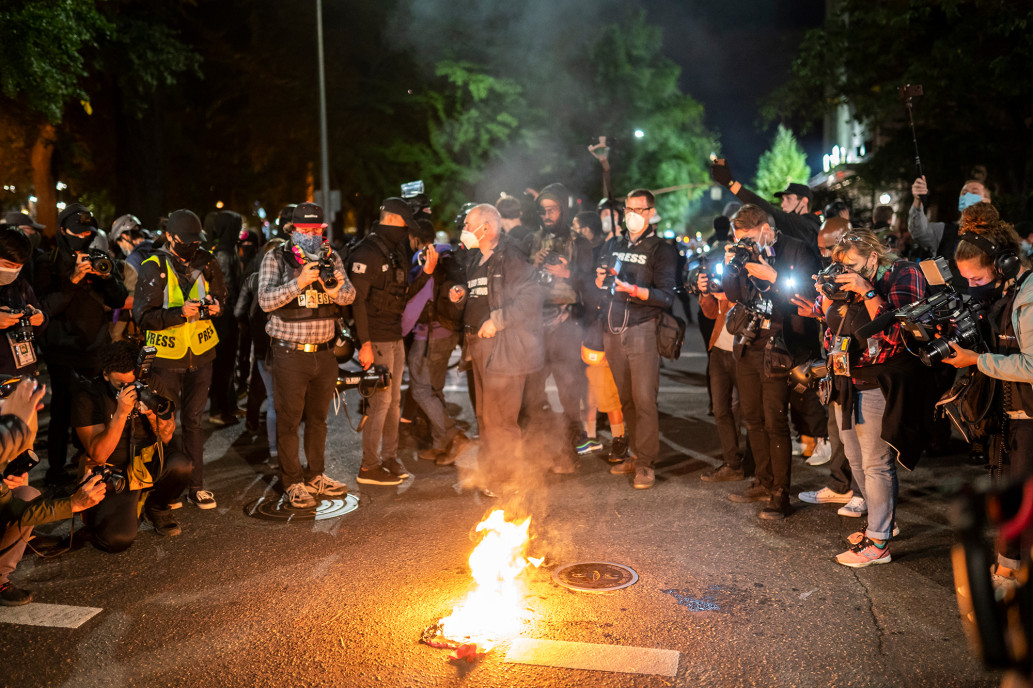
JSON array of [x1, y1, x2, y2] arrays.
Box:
[[1, 327, 1002, 687]]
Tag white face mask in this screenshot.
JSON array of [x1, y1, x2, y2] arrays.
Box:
[[460, 228, 480, 250], [626, 212, 647, 234], [0, 266, 21, 286], [601, 215, 614, 236]]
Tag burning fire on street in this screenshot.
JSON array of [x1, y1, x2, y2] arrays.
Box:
[[422, 509, 544, 660]]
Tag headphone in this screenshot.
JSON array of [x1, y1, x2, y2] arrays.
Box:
[[959, 231, 1020, 281]]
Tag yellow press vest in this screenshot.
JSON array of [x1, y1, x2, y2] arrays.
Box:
[[142, 255, 219, 360]]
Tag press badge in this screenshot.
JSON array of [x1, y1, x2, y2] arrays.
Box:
[[303, 289, 319, 308], [829, 335, 851, 377], [9, 333, 36, 368]]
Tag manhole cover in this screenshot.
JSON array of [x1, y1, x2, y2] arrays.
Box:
[[243, 494, 359, 521], [553, 561, 639, 592]]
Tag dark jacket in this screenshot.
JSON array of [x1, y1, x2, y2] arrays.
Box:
[[409, 246, 466, 334], [733, 186, 821, 245], [587, 229, 679, 329], [132, 247, 229, 369], [0, 276, 48, 376], [0, 415, 73, 528], [235, 271, 270, 359], [723, 232, 821, 357], [464, 237, 544, 376], [347, 224, 429, 343], [33, 236, 127, 367], [212, 211, 243, 310]]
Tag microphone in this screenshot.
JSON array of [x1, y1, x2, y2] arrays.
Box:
[[854, 310, 897, 341]]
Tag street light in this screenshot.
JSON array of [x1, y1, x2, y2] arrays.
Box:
[[634, 129, 645, 139]]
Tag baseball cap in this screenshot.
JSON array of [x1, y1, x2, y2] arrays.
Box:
[[380, 197, 421, 234], [166, 209, 203, 242], [292, 202, 326, 228], [773, 183, 814, 202], [1, 212, 44, 230]]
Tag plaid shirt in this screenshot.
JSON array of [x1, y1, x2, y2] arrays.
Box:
[[815, 260, 927, 367], [257, 247, 355, 344]]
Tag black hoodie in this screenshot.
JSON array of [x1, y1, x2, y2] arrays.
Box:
[[531, 183, 594, 315], [347, 224, 429, 343], [212, 211, 243, 308]]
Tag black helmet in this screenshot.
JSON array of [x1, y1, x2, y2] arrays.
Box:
[[453, 202, 476, 232]]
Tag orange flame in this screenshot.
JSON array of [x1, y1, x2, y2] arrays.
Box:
[[438, 509, 539, 648]]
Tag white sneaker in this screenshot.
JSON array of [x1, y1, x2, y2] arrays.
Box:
[[798, 486, 853, 504], [306, 473, 349, 496], [285, 482, 317, 509], [791, 438, 805, 456], [838, 495, 867, 517], [806, 438, 832, 466]]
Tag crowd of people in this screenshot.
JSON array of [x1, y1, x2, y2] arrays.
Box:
[[0, 151, 1028, 609]]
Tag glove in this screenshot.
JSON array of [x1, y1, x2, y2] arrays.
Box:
[[710, 161, 733, 188]]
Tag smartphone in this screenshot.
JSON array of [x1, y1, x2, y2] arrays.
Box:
[[3, 450, 39, 478]]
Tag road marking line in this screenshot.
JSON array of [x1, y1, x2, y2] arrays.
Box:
[[505, 638, 680, 677], [0, 603, 102, 628]]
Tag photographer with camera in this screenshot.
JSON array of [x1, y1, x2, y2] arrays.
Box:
[[814, 229, 929, 566], [909, 175, 991, 258], [710, 160, 820, 245], [589, 189, 678, 490], [1, 378, 107, 604], [942, 203, 1033, 587], [720, 205, 820, 519], [259, 203, 354, 507], [71, 341, 188, 551], [348, 198, 431, 486], [133, 209, 227, 510], [34, 203, 128, 487], [0, 230, 47, 377]]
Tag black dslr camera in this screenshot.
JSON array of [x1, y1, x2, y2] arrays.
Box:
[[599, 257, 623, 295], [686, 255, 724, 296], [131, 345, 175, 419], [724, 237, 761, 278], [85, 464, 128, 495], [318, 245, 339, 290], [193, 295, 217, 320], [79, 248, 113, 276], [815, 262, 856, 302], [4, 308, 35, 343]]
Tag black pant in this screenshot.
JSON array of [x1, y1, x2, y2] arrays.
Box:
[[999, 419, 1033, 566], [152, 362, 213, 492], [604, 320, 661, 469], [826, 401, 853, 494], [468, 335, 527, 490], [209, 316, 239, 418], [736, 345, 791, 493], [271, 346, 337, 487], [245, 356, 266, 429], [709, 348, 744, 469], [45, 361, 97, 477], [524, 318, 586, 447], [84, 451, 192, 553], [790, 386, 828, 439]]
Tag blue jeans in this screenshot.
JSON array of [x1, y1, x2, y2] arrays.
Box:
[[836, 388, 898, 541], [257, 359, 276, 451]]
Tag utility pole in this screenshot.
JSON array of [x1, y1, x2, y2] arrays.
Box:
[[316, 0, 332, 244]]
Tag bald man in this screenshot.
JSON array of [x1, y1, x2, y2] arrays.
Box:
[[817, 216, 850, 266], [457, 204, 544, 494]]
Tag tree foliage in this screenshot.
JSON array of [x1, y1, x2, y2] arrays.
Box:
[[764, 0, 1033, 220], [752, 124, 811, 203]]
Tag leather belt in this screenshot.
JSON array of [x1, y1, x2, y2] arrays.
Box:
[[273, 338, 332, 353]]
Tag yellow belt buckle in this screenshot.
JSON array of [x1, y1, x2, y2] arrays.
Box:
[[302, 343, 316, 352]]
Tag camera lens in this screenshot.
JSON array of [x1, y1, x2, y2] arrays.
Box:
[[919, 338, 954, 367]]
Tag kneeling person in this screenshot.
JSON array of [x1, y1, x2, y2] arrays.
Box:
[[73, 341, 190, 552]]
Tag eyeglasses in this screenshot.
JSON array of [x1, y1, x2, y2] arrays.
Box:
[[537, 205, 561, 216], [624, 206, 653, 216]]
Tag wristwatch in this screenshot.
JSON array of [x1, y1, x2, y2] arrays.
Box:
[[863, 288, 878, 301]]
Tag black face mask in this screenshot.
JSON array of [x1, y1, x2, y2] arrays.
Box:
[[819, 254, 833, 269], [968, 281, 1003, 305], [171, 238, 199, 262], [63, 228, 96, 252]]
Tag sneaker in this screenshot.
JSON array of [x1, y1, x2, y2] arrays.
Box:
[[837, 495, 867, 517], [633, 467, 655, 489], [575, 433, 604, 456], [306, 473, 349, 496], [729, 481, 771, 503], [700, 464, 746, 483], [0, 582, 33, 606], [798, 486, 853, 504], [188, 490, 217, 510], [847, 522, 901, 545], [991, 564, 1021, 598], [145, 509, 182, 537], [759, 489, 791, 520], [417, 447, 442, 462], [357, 466, 403, 486], [835, 537, 891, 568], [793, 435, 816, 458], [168, 499, 183, 510], [285, 482, 317, 508], [806, 438, 832, 466], [609, 435, 629, 464], [209, 414, 239, 427], [609, 460, 635, 475], [383, 458, 410, 479]]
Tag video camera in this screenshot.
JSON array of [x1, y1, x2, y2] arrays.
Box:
[[336, 364, 392, 395], [893, 258, 985, 366], [77, 248, 113, 276], [132, 345, 175, 419], [815, 262, 857, 302], [317, 245, 339, 290], [686, 255, 724, 297]]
